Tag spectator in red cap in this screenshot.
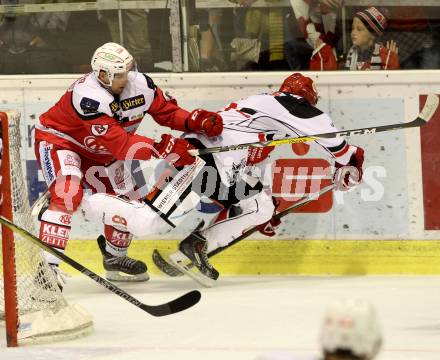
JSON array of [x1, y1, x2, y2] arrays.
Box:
[[344, 7, 399, 70]]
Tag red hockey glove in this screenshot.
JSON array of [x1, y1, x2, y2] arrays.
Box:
[[334, 146, 364, 191], [187, 109, 223, 137], [153, 134, 196, 168], [257, 217, 282, 237]]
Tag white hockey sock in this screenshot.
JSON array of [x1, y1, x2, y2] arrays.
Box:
[[203, 190, 274, 252], [103, 224, 133, 257], [39, 209, 72, 266]]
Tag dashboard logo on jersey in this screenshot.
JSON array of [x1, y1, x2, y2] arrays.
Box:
[[121, 95, 145, 111], [80, 97, 100, 114], [91, 124, 109, 136]]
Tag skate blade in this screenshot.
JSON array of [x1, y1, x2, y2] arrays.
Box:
[[152, 249, 184, 277], [168, 251, 215, 288], [105, 271, 150, 282]]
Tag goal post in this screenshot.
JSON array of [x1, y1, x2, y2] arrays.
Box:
[[0, 111, 18, 346], [0, 110, 93, 346]]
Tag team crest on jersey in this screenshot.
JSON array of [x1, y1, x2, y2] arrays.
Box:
[[91, 124, 109, 136], [109, 101, 120, 113], [80, 97, 100, 114], [121, 95, 145, 111]]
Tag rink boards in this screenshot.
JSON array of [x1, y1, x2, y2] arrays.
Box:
[[62, 238, 440, 276], [1, 71, 440, 275]]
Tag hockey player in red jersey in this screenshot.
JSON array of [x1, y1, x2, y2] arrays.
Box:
[[81, 72, 364, 286], [34, 42, 222, 283]]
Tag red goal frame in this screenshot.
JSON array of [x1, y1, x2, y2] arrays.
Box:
[[0, 112, 19, 347]]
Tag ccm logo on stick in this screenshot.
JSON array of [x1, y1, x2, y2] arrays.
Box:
[[336, 128, 376, 137]]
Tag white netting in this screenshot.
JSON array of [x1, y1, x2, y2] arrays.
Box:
[[0, 111, 93, 343]]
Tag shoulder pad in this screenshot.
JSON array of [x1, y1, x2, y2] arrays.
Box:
[[80, 97, 100, 114], [72, 76, 114, 119], [142, 74, 157, 91], [275, 94, 323, 119]]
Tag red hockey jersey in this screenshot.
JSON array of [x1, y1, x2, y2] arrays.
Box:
[[35, 72, 190, 164]]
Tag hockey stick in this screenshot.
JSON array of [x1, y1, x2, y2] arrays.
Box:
[[0, 215, 201, 317], [188, 94, 439, 156], [31, 189, 50, 217], [153, 183, 336, 277]]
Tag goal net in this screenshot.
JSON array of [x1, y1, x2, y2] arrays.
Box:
[[0, 110, 93, 346]]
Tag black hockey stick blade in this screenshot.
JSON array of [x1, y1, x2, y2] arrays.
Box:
[[152, 184, 335, 277], [152, 220, 206, 277], [153, 248, 185, 277], [140, 290, 201, 316], [0, 215, 201, 317], [188, 94, 439, 156]]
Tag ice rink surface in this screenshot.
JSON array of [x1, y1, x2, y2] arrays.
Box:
[[1, 275, 440, 360]]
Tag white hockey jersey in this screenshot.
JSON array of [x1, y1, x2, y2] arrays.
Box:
[[186, 92, 352, 187]]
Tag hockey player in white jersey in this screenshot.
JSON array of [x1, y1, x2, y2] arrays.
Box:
[[162, 72, 364, 285], [81, 72, 364, 285], [257, 298, 382, 360]]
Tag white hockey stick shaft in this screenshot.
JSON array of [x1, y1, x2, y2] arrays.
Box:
[[189, 94, 439, 156]]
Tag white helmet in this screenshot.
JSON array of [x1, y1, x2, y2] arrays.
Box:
[[91, 42, 134, 86], [320, 299, 382, 360]]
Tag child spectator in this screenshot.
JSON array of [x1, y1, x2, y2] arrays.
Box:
[[344, 7, 399, 71]]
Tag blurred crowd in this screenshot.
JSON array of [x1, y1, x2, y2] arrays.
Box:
[[0, 0, 439, 74]]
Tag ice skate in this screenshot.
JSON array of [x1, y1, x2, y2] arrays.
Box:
[[169, 232, 219, 287], [97, 235, 149, 282]]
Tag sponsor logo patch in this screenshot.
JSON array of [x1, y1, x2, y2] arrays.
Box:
[[40, 222, 70, 249], [121, 95, 145, 111], [42, 144, 55, 183], [80, 97, 100, 114], [64, 154, 80, 168], [109, 101, 120, 113], [59, 214, 72, 225], [113, 166, 126, 189], [91, 124, 109, 136], [109, 230, 132, 247]]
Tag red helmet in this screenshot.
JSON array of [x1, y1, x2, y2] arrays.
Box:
[[279, 73, 318, 106]]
